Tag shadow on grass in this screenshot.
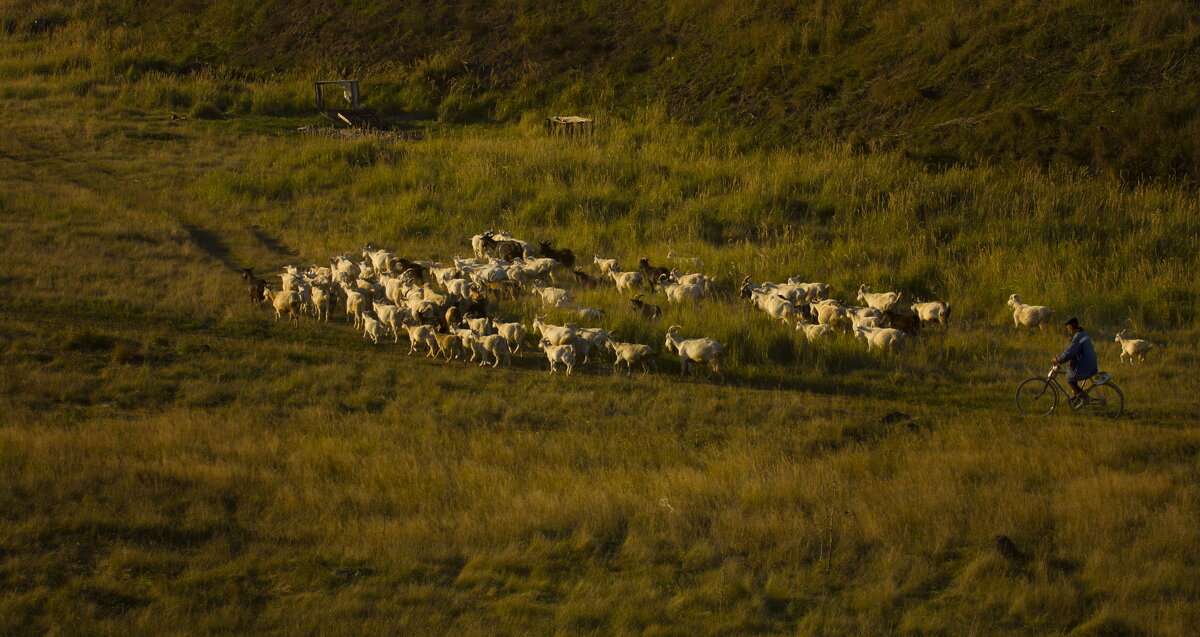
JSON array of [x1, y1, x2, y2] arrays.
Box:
[[181, 222, 238, 271], [246, 224, 299, 258]]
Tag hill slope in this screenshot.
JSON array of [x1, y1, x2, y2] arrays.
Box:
[[3, 7, 1200, 635], [6, 0, 1200, 180]]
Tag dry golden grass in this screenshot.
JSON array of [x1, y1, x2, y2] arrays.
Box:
[[1, 42, 1199, 636]]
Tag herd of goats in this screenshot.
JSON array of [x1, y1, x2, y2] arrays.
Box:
[[237, 230, 1155, 381]]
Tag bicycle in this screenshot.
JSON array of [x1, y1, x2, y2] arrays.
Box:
[[1015, 366, 1124, 418]]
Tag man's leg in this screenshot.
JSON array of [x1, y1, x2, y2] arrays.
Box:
[[1067, 380, 1083, 404]]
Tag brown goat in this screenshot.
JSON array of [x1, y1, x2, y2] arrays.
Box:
[[433, 332, 464, 361], [241, 267, 267, 306], [883, 308, 922, 335]]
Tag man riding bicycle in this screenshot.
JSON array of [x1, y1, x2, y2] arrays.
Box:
[[1052, 317, 1097, 406]]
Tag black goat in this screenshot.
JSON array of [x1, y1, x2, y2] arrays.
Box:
[[739, 276, 756, 300], [479, 233, 525, 261], [391, 257, 428, 282], [638, 258, 671, 290], [630, 294, 662, 321], [539, 240, 576, 268]]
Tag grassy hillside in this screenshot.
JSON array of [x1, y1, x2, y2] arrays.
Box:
[[3, 0, 1200, 181], [2, 7, 1200, 636]]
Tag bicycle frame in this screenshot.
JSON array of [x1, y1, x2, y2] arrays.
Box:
[[1047, 366, 1103, 397], [1042, 367, 1070, 398], [1017, 366, 1123, 417]]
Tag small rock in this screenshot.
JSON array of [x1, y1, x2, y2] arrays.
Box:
[[993, 534, 1026, 563], [880, 411, 912, 425]]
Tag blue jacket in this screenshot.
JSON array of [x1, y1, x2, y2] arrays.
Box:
[[1056, 330, 1098, 382]]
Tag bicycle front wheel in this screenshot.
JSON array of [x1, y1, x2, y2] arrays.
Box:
[[1016, 378, 1058, 416], [1084, 383, 1125, 419]]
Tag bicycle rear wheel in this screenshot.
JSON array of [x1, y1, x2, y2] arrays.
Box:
[[1016, 378, 1058, 415], [1084, 382, 1125, 419]]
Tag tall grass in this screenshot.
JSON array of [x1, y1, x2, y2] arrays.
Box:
[[4, 0, 1200, 178], [186, 107, 1199, 337], [2, 16, 1200, 636]]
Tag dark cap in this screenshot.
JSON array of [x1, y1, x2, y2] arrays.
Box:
[[1063, 317, 1079, 327]]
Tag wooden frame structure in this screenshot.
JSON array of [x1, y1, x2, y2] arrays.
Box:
[[314, 80, 383, 129], [315, 80, 360, 112], [546, 115, 594, 137]]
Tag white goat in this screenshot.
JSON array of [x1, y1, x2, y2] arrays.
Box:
[[850, 313, 885, 330], [523, 257, 564, 282], [452, 327, 481, 362], [530, 285, 574, 308], [741, 277, 808, 305], [593, 255, 621, 274], [1114, 329, 1154, 363], [607, 339, 657, 375], [472, 263, 510, 284], [363, 246, 394, 274], [330, 255, 360, 279], [785, 278, 830, 302], [361, 312, 387, 345], [911, 301, 952, 327], [672, 271, 713, 294], [421, 284, 446, 306], [372, 301, 403, 343], [795, 320, 834, 341], [263, 288, 301, 325], [811, 300, 849, 328], [571, 306, 607, 321], [609, 270, 644, 292], [293, 284, 313, 316], [383, 277, 407, 305], [538, 338, 576, 375], [666, 248, 704, 268], [280, 270, 300, 292], [854, 325, 906, 352], [310, 286, 331, 322], [474, 334, 512, 368], [573, 327, 614, 363], [844, 305, 884, 321], [857, 285, 902, 312], [445, 278, 475, 298], [355, 277, 383, 302], [404, 298, 434, 322], [570, 335, 592, 364], [660, 280, 705, 305], [342, 286, 367, 329], [464, 316, 493, 336], [470, 232, 493, 259], [402, 319, 438, 357], [1006, 294, 1054, 329], [494, 321, 528, 353], [533, 316, 578, 346], [663, 325, 725, 381], [749, 289, 796, 325]]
